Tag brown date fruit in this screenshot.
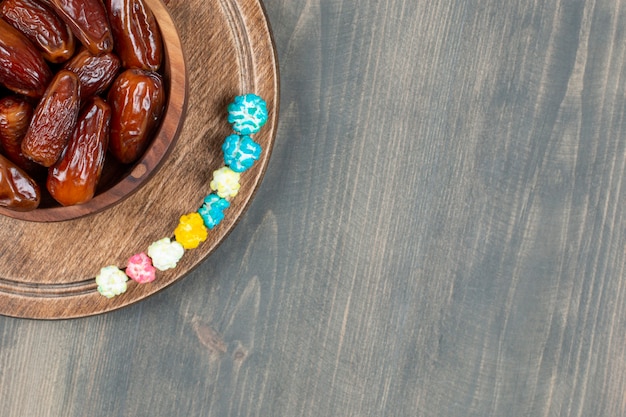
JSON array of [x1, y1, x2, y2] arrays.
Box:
[[21, 70, 81, 167], [0, 96, 41, 174], [46, 0, 113, 55], [108, 69, 165, 164], [0, 153, 40, 211], [0, 0, 75, 63], [47, 97, 111, 206], [106, 0, 163, 71], [64, 47, 121, 101], [0, 17, 51, 98]]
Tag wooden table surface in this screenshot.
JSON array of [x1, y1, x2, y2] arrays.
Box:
[[2, 0, 626, 415]]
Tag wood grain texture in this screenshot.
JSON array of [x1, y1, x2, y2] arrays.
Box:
[[1, 0, 626, 415], [0, 0, 279, 318]]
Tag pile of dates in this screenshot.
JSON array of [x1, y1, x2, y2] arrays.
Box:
[[0, 0, 166, 211]]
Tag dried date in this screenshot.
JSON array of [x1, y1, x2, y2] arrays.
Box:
[[46, 0, 113, 55], [108, 69, 165, 164], [0, 96, 41, 174], [0, 153, 40, 211], [47, 97, 111, 206], [106, 0, 163, 71], [0, 0, 75, 63], [21, 69, 80, 167], [64, 47, 121, 101], [0, 17, 51, 98]]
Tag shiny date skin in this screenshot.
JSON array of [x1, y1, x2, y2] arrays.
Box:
[[21, 69, 80, 167], [47, 97, 111, 206], [0, 153, 40, 211], [0, 18, 51, 98], [106, 0, 163, 71], [0, 96, 42, 174], [64, 47, 121, 101], [0, 0, 75, 63], [46, 0, 113, 55], [108, 69, 165, 164]]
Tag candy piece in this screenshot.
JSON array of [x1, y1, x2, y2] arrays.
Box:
[[210, 166, 240, 199], [198, 194, 230, 230], [174, 212, 208, 250], [222, 134, 262, 173], [96, 265, 128, 298], [147, 237, 184, 271], [227, 94, 268, 135], [126, 252, 156, 284]]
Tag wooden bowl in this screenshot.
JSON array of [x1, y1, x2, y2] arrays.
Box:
[[0, 0, 188, 222]]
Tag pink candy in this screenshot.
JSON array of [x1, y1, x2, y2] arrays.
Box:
[[126, 252, 156, 284]]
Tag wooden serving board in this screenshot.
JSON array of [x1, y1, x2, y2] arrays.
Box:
[[0, 0, 279, 319]]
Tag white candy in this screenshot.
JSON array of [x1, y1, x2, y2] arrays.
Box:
[[147, 237, 185, 271]]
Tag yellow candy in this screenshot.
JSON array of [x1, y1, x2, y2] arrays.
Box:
[[174, 212, 208, 249], [210, 166, 241, 198]]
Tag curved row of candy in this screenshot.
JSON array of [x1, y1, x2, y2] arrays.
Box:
[[95, 94, 268, 298]]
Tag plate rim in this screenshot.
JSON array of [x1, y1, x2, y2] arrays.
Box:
[[0, 0, 280, 319]]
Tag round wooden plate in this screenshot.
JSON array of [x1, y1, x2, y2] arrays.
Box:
[[0, 0, 279, 319]]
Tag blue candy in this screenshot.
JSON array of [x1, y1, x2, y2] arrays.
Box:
[[198, 194, 230, 229], [222, 134, 262, 172], [227, 94, 268, 135]]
